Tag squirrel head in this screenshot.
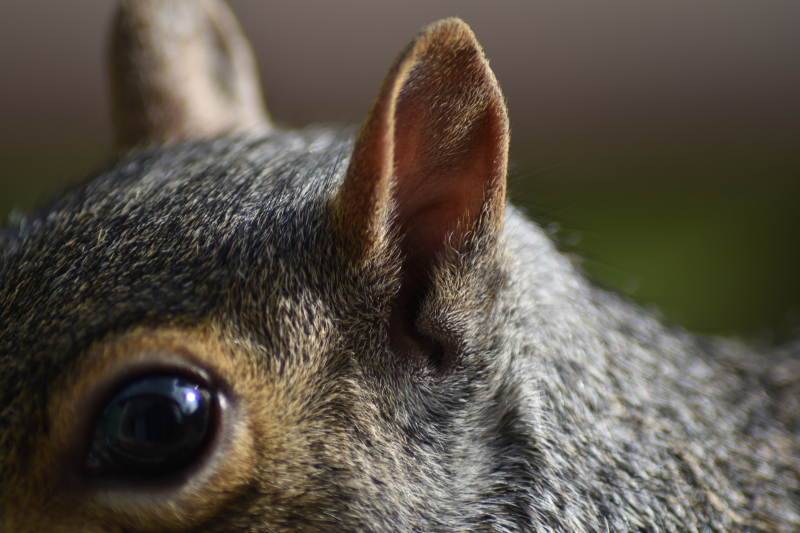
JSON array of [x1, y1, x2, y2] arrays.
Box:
[[0, 1, 513, 531]]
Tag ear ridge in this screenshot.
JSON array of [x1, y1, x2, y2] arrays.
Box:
[[108, 0, 271, 153], [331, 34, 418, 261]]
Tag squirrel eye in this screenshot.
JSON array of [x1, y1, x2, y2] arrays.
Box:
[[84, 376, 213, 478]]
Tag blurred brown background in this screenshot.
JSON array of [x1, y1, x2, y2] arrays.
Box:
[[1, 0, 798, 340]]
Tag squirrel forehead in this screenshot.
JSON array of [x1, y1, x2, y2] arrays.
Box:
[[3, 132, 349, 263], [0, 132, 357, 369]]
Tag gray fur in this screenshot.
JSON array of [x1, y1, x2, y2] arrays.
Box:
[[1, 130, 798, 531], [1, 3, 798, 531]]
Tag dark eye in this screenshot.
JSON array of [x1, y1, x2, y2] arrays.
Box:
[[85, 375, 214, 478]]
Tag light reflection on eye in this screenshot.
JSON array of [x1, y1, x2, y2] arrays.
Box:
[[84, 376, 213, 477]]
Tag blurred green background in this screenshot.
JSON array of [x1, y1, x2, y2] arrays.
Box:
[[508, 139, 800, 341], [1, 0, 798, 341]]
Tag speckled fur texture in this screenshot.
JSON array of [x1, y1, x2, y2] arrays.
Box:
[[1, 1, 798, 532]]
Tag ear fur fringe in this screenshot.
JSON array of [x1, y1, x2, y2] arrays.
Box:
[[334, 18, 509, 264]]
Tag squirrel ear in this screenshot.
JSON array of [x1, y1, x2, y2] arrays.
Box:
[[108, 0, 271, 152], [336, 18, 508, 269]]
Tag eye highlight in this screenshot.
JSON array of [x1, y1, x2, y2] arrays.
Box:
[[85, 375, 214, 478]]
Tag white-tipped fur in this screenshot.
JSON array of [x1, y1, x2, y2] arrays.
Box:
[[1, 1, 798, 531]]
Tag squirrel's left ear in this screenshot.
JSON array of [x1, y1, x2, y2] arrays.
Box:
[[108, 0, 271, 152], [335, 18, 508, 269]]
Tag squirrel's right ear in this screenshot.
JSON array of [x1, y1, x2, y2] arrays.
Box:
[[108, 0, 271, 152], [335, 18, 508, 271], [335, 19, 508, 368]]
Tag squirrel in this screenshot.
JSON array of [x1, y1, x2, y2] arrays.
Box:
[[1, 0, 798, 531]]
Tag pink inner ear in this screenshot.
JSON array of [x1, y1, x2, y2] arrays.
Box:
[[388, 97, 502, 369], [335, 18, 508, 368], [336, 18, 507, 273], [392, 94, 500, 277]]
